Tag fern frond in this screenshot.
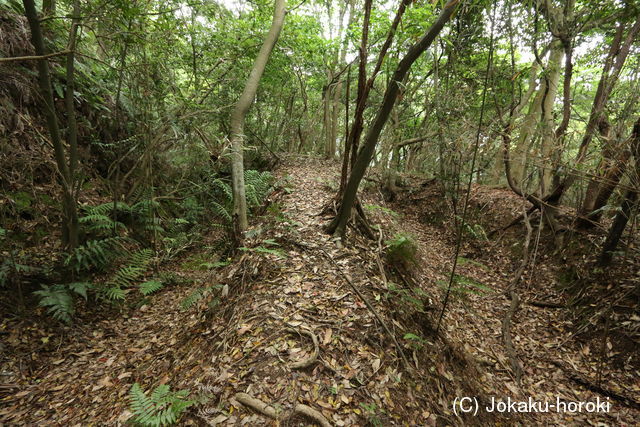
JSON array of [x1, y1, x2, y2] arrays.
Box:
[[66, 237, 129, 273], [129, 383, 156, 423], [211, 201, 232, 223], [211, 178, 232, 202], [129, 383, 194, 426], [131, 199, 160, 214], [180, 286, 218, 311], [104, 286, 126, 300], [34, 285, 74, 323], [139, 280, 164, 296], [84, 201, 132, 216], [68, 282, 92, 299]]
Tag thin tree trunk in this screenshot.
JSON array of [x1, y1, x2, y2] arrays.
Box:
[[64, 0, 81, 249], [23, 0, 78, 249], [327, 0, 459, 236], [229, 0, 286, 234], [538, 41, 564, 196]]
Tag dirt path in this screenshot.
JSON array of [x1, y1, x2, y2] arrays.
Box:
[[2, 156, 638, 425]]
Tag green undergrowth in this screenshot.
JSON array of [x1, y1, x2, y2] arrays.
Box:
[[8, 169, 276, 325]]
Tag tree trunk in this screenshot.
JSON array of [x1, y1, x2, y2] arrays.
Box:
[[599, 118, 640, 265], [229, 0, 286, 234], [324, 1, 349, 160], [327, 0, 459, 236], [578, 120, 634, 228], [538, 41, 564, 196], [512, 83, 544, 188], [23, 0, 79, 249], [63, 0, 81, 249]]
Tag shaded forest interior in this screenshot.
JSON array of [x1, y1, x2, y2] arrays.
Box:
[[1, 0, 639, 425]]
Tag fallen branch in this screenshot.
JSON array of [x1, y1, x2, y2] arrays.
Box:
[[287, 327, 319, 369], [234, 392, 331, 426], [320, 248, 412, 371]]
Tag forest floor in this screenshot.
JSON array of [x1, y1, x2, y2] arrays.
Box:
[[1, 156, 639, 425]]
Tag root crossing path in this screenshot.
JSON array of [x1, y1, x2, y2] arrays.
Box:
[[2, 156, 638, 425]]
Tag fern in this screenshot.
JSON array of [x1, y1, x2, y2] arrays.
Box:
[[455, 216, 488, 241], [131, 200, 164, 235], [68, 282, 92, 300], [206, 171, 272, 224], [66, 237, 129, 273], [139, 280, 164, 296], [84, 201, 132, 216], [105, 286, 126, 300], [129, 383, 194, 426], [35, 285, 74, 323], [385, 233, 418, 267], [79, 213, 126, 234], [211, 178, 232, 201], [102, 249, 153, 301], [34, 282, 92, 323], [244, 170, 273, 210], [131, 199, 160, 215], [437, 274, 493, 300], [211, 200, 232, 224]]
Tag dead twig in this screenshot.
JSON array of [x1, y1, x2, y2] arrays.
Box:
[[0, 50, 71, 63]]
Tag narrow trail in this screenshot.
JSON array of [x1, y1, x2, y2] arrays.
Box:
[[2, 156, 638, 425]]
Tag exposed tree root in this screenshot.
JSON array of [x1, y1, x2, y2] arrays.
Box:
[[501, 207, 533, 385], [234, 392, 278, 419], [287, 327, 319, 369], [234, 392, 332, 426], [293, 404, 332, 427], [502, 290, 523, 385]]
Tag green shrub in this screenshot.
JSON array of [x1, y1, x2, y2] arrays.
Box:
[[385, 233, 418, 267]]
